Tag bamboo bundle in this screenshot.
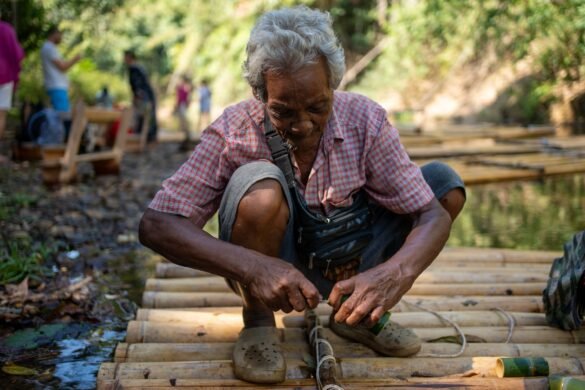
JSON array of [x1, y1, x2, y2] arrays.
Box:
[[426, 265, 550, 273], [114, 342, 585, 363], [304, 309, 342, 389], [97, 357, 585, 381], [137, 309, 548, 328], [125, 321, 585, 344], [96, 376, 580, 390], [144, 278, 545, 296]]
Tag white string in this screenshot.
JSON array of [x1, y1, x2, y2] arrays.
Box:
[[315, 355, 337, 389], [403, 300, 467, 358], [309, 324, 323, 345], [491, 307, 516, 343]]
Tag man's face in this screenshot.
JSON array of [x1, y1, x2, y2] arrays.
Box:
[[53, 32, 63, 44], [264, 58, 333, 146]]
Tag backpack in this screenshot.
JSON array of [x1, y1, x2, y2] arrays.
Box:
[[25, 108, 65, 145]]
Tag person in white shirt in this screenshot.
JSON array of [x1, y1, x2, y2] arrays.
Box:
[[40, 26, 80, 115]]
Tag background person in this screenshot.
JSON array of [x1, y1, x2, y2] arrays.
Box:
[[40, 26, 80, 116], [123, 50, 158, 143], [0, 14, 24, 161]]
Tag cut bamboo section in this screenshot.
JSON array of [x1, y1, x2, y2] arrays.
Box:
[[136, 309, 548, 328], [496, 357, 549, 378], [144, 278, 545, 296], [114, 342, 585, 363], [125, 321, 585, 344], [97, 357, 585, 381], [96, 377, 579, 390]]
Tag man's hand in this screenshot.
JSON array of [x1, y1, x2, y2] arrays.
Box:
[[328, 262, 416, 327], [244, 257, 320, 313]]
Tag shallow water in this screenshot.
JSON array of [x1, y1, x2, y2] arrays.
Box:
[[448, 175, 585, 251]]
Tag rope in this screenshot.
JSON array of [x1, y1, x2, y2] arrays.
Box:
[[403, 300, 467, 358], [491, 307, 516, 343], [309, 324, 323, 345], [316, 355, 338, 389]]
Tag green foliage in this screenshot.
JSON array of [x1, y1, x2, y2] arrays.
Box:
[[69, 59, 130, 105], [0, 242, 54, 285], [0, 0, 46, 52]]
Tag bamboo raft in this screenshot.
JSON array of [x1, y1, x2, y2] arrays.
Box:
[[97, 247, 585, 389]]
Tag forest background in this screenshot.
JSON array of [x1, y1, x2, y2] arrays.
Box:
[[2, 0, 585, 133]]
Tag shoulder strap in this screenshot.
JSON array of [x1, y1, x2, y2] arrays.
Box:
[[246, 111, 296, 188]]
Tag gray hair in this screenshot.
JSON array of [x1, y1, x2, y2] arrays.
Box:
[[243, 6, 345, 102]]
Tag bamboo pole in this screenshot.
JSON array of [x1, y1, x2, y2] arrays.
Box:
[[304, 309, 342, 389], [97, 357, 585, 381], [435, 247, 559, 262], [114, 342, 585, 363], [144, 278, 545, 296], [152, 264, 550, 284], [155, 263, 212, 278], [137, 309, 548, 328], [97, 377, 582, 390], [141, 292, 545, 312], [141, 291, 242, 308], [125, 321, 585, 344]]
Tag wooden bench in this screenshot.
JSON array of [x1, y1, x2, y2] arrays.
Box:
[[41, 102, 132, 185]]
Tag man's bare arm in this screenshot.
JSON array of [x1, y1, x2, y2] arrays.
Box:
[[138, 208, 319, 311], [51, 54, 81, 72]]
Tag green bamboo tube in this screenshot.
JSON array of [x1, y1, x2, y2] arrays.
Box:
[[96, 376, 566, 390], [124, 321, 585, 344], [549, 374, 585, 390], [114, 342, 585, 363], [495, 357, 549, 378], [97, 357, 585, 381]]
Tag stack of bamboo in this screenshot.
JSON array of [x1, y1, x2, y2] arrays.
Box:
[[97, 247, 585, 389]]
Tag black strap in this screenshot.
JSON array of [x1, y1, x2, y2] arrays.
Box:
[[246, 111, 296, 188]]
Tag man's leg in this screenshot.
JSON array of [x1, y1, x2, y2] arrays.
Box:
[[231, 178, 289, 328], [217, 161, 293, 384]]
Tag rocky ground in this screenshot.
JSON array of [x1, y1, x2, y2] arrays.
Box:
[[0, 141, 195, 387]]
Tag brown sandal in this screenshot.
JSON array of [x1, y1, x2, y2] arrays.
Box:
[[232, 326, 286, 384], [329, 313, 421, 357]]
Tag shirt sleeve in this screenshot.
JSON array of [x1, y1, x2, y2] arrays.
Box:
[[148, 119, 233, 227], [365, 117, 434, 214]]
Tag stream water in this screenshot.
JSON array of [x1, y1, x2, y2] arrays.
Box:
[[2, 174, 584, 389]]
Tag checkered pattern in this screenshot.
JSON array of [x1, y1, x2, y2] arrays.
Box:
[[150, 91, 434, 227]]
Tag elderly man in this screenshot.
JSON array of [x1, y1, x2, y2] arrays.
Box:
[[139, 6, 465, 384]]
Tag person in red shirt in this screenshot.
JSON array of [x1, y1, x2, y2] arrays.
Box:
[[0, 15, 24, 161], [139, 6, 466, 384], [175, 74, 192, 146]]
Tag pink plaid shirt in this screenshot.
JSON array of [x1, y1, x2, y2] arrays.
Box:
[[150, 91, 434, 227]]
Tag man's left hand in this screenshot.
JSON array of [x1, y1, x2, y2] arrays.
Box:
[[328, 262, 416, 327]]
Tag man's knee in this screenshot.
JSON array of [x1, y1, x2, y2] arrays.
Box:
[[440, 187, 466, 221], [421, 161, 466, 220], [236, 179, 289, 229]]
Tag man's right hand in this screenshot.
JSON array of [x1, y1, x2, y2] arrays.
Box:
[[244, 256, 320, 313]]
